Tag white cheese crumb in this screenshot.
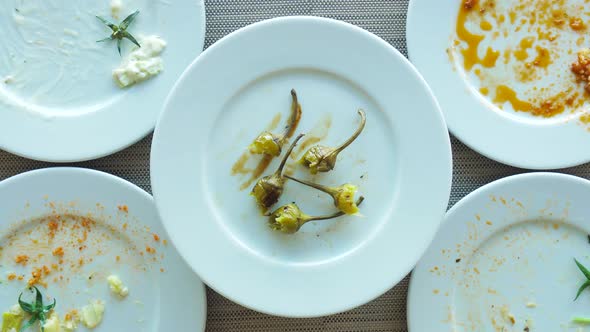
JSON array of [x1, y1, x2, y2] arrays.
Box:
[[525, 302, 537, 308], [63, 29, 79, 37], [61, 312, 79, 331], [80, 301, 105, 329], [42, 313, 60, 332], [110, 0, 123, 19], [107, 275, 129, 297], [8, 305, 23, 316], [112, 36, 167, 88]]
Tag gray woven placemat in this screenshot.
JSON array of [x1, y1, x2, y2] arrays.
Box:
[[2, 1, 590, 331]]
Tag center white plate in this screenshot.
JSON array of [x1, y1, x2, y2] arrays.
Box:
[[0, 168, 206, 331], [0, 0, 205, 162], [409, 173, 590, 331], [151, 16, 452, 317]]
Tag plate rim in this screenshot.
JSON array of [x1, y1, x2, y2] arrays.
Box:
[[407, 171, 590, 331], [0, 0, 207, 162], [0, 167, 207, 331], [151, 15, 452, 318]]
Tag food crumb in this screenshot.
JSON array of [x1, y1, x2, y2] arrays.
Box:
[[500, 305, 516, 325], [572, 48, 590, 93], [463, 0, 476, 10], [152, 234, 160, 242], [117, 205, 129, 213], [7, 273, 17, 281], [525, 302, 537, 308], [15, 255, 29, 265], [455, 258, 461, 263], [52, 247, 65, 257]]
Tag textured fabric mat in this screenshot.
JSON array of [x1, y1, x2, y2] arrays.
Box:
[[2, 0, 590, 331]]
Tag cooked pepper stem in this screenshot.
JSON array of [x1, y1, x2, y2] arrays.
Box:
[[282, 89, 303, 139], [305, 196, 364, 222], [284, 174, 338, 196], [275, 134, 304, 175], [334, 109, 366, 153]]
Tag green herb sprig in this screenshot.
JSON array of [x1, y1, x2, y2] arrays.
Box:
[[18, 286, 56, 332], [96, 10, 141, 55], [574, 258, 590, 300]]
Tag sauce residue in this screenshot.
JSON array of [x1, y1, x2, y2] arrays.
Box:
[[453, 0, 590, 119], [239, 154, 272, 191], [294, 114, 333, 158], [231, 153, 252, 175], [267, 113, 282, 131]]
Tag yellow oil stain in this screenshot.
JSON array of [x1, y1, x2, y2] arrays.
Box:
[[494, 85, 534, 112], [513, 37, 535, 61], [532, 46, 551, 67], [480, 20, 493, 31], [456, 4, 500, 70]]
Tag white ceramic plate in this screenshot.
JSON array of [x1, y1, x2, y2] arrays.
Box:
[[408, 173, 590, 331], [407, 0, 590, 169], [0, 0, 205, 162], [0, 168, 206, 331], [151, 16, 452, 317]]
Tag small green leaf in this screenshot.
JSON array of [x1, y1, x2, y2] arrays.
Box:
[[120, 10, 139, 30], [18, 293, 34, 313], [43, 299, 56, 312], [575, 280, 590, 300], [32, 286, 44, 308], [19, 316, 37, 332], [96, 16, 117, 30], [575, 258, 590, 280], [121, 31, 140, 48], [96, 10, 141, 55]]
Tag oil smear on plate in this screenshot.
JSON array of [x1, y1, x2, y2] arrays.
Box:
[[431, 195, 590, 331], [450, 0, 590, 121], [0, 199, 168, 331]]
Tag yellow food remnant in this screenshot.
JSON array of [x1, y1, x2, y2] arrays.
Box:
[[81, 301, 105, 329], [42, 313, 60, 332], [1, 305, 24, 332], [248, 132, 281, 156], [335, 184, 360, 215], [107, 275, 129, 297]]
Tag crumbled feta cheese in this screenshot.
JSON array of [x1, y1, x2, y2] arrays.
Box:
[[80, 301, 105, 329], [42, 313, 60, 332], [112, 36, 166, 88], [110, 0, 123, 19], [61, 311, 79, 332], [107, 275, 129, 298]]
